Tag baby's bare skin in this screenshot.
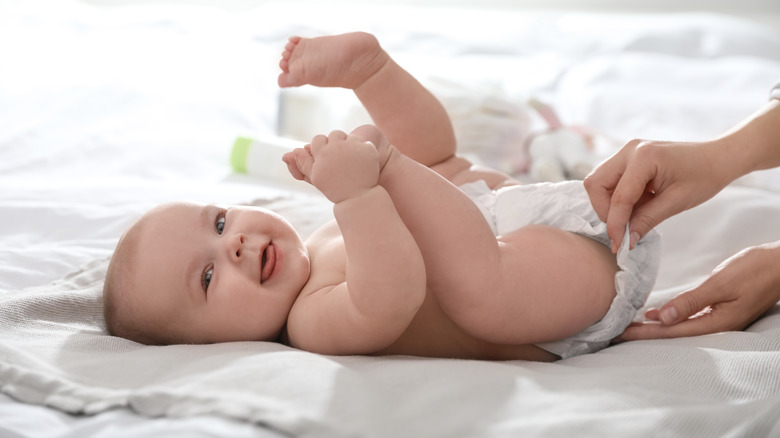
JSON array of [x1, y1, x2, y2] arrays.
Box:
[[105, 33, 618, 361], [280, 33, 618, 361]]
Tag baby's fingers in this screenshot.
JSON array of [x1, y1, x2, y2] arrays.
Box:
[[282, 147, 314, 182], [282, 152, 305, 181]]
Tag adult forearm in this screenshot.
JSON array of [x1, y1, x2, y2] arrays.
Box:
[[715, 99, 780, 181]]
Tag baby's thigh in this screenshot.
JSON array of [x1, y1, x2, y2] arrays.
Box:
[[445, 225, 619, 345]]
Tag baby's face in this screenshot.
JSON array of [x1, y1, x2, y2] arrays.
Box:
[[130, 202, 310, 343]]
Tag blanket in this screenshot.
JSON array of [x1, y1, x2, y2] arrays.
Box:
[[3, 186, 780, 438]]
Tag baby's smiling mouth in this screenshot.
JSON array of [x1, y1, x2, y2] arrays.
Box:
[[260, 243, 276, 283]]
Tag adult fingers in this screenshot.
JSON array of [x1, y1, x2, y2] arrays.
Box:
[[657, 279, 727, 326], [624, 185, 693, 250], [643, 307, 660, 321], [584, 148, 630, 223], [605, 173, 654, 252], [616, 312, 720, 341], [618, 281, 731, 341]]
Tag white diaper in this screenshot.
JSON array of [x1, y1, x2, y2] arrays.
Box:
[[460, 180, 661, 359]]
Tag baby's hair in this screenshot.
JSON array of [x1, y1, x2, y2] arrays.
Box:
[[103, 216, 165, 345]]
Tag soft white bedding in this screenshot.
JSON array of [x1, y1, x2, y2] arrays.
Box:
[[2, 1, 780, 437]]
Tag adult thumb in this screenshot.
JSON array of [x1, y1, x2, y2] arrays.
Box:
[[659, 284, 713, 326]]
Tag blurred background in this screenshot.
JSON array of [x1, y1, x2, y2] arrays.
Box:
[[88, 0, 780, 28]]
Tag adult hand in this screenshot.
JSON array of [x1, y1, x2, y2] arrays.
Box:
[[619, 241, 780, 341], [584, 139, 732, 253]]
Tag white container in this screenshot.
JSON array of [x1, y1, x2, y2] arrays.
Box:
[[230, 136, 303, 182]]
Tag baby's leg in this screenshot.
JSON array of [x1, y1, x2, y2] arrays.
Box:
[[278, 33, 387, 90], [361, 121, 618, 345], [279, 32, 456, 167]]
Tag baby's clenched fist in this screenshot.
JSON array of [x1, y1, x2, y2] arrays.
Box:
[[283, 130, 381, 204]]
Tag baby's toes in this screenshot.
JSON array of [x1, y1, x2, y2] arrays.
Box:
[[278, 62, 304, 87], [281, 38, 301, 61]]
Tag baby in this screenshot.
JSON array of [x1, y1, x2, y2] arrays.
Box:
[[103, 32, 661, 361]]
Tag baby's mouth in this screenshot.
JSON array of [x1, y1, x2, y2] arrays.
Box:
[[260, 243, 276, 283]]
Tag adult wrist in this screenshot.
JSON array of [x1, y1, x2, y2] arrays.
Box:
[[708, 137, 751, 185], [714, 99, 780, 179]]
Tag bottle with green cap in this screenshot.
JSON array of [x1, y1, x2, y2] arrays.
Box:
[[231, 136, 303, 182]]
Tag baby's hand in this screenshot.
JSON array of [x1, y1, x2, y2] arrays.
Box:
[[283, 130, 380, 203]]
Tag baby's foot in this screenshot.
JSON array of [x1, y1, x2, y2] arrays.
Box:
[[278, 32, 389, 90]]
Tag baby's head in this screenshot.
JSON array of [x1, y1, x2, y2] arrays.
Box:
[[103, 202, 310, 345]]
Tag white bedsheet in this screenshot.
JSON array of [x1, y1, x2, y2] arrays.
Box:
[[2, 1, 780, 437]]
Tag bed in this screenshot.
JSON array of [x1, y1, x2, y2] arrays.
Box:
[[2, 1, 780, 436]]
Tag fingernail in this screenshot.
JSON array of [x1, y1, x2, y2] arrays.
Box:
[[660, 307, 678, 325], [629, 232, 640, 249]]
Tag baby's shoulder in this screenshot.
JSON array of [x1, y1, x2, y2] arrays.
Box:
[[302, 221, 347, 285], [305, 219, 341, 245]]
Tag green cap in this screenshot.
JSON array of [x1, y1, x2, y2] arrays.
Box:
[[231, 137, 253, 173]]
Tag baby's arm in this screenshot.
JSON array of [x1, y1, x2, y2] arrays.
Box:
[[282, 130, 426, 355], [377, 141, 504, 310]]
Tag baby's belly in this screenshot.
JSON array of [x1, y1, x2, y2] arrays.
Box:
[[375, 289, 558, 362]]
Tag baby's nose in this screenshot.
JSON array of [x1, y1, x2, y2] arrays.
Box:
[[228, 233, 246, 260]]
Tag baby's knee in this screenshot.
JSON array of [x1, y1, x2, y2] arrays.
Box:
[[350, 124, 384, 146]]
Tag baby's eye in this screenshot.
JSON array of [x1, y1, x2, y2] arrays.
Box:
[[215, 214, 226, 235], [202, 267, 213, 292]]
